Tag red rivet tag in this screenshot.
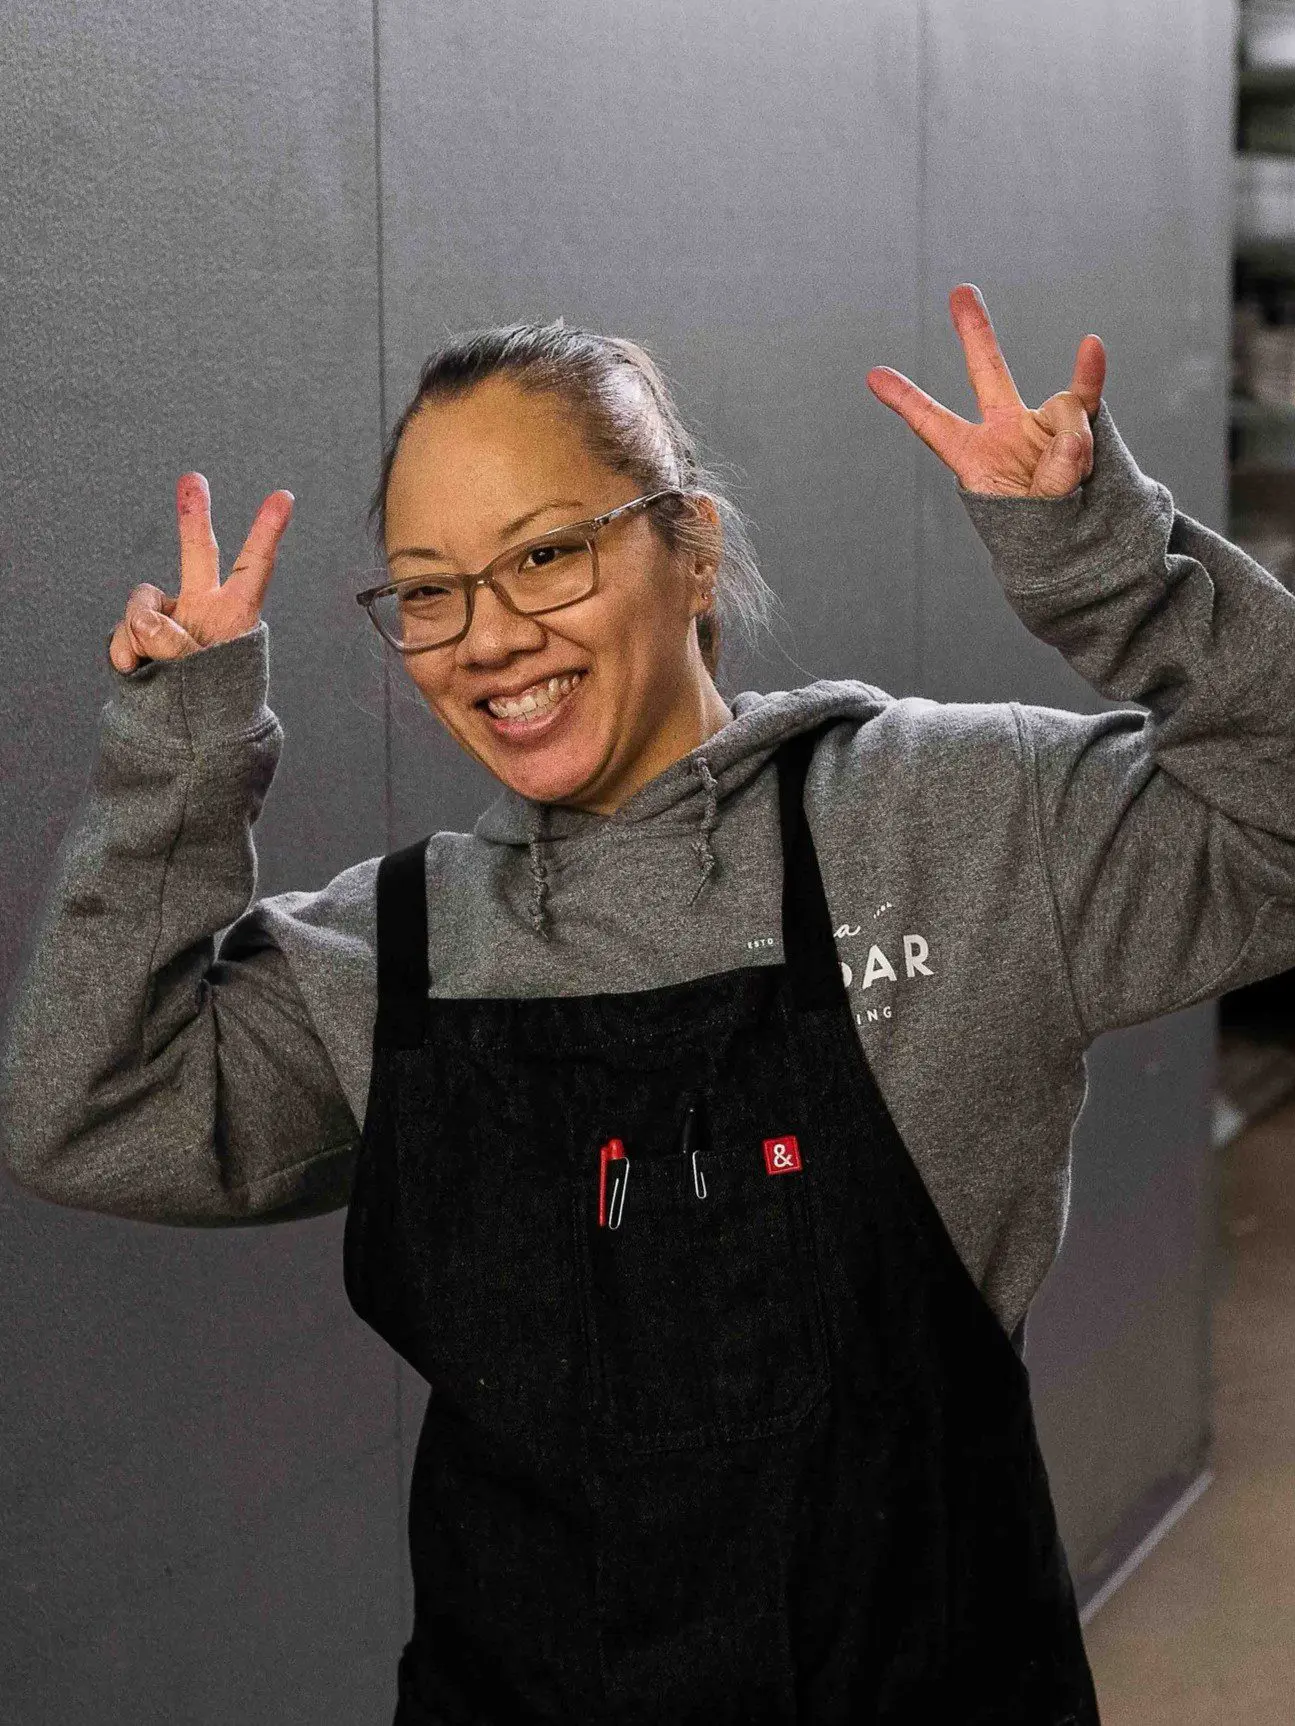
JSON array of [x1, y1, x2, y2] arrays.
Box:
[[762, 1135, 801, 1174]]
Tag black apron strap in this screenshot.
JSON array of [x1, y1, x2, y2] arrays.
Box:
[[777, 724, 850, 1011], [374, 838, 433, 1047]]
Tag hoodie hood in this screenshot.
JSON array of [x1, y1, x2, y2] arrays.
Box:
[[471, 677, 894, 938]]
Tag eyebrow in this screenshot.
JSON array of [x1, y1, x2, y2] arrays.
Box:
[[387, 499, 586, 565]]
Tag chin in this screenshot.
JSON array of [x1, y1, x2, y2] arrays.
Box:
[[479, 733, 607, 809]]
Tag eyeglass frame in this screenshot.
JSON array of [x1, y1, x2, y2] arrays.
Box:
[[355, 488, 689, 655]]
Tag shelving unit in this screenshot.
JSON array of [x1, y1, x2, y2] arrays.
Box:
[[1230, 9, 1295, 561], [1220, 2, 1295, 1121]]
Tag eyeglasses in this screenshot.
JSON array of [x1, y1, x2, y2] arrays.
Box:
[[355, 489, 686, 654]]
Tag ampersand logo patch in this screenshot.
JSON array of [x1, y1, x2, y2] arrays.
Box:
[[762, 1135, 802, 1175]]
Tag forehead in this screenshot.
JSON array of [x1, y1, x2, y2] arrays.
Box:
[[392, 375, 599, 486]]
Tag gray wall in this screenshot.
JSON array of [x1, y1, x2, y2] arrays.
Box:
[[0, 0, 1235, 1718]]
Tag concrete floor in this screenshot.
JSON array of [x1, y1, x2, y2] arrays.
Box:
[[1083, 1084, 1295, 1721]]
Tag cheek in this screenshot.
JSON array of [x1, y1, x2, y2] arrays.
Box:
[[593, 567, 691, 672], [591, 606, 673, 695], [403, 658, 457, 719]]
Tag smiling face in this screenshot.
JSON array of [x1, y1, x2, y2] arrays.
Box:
[[381, 373, 731, 814]]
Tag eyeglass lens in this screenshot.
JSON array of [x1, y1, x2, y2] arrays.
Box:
[[371, 531, 596, 651]]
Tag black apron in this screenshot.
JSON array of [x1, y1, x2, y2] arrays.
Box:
[[343, 722, 1101, 1725]]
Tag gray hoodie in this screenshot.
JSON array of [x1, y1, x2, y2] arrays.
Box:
[[4, 400, 1295, 1336]]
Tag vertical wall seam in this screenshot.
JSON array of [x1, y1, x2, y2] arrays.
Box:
[[913, 0, 930, 695], [370, 0, 408, 1645], [372, 0, 393, 867]]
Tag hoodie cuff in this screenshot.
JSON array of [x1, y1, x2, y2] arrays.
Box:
[[101, 620, 275, 748], [954, 399, 1170, 592]]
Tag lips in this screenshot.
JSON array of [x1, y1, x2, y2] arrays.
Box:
[[478, 670, 585, 718], [478, 669, 587, 742]]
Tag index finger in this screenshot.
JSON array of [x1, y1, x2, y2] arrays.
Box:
[[177, 473, 220, 597], [222, 491, 296, 614], [950, 284, 1025, 416], [866, 367, 976, 472]]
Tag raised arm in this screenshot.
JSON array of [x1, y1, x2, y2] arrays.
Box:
[[0, 469, 361, 1223], [962, 410, 1295, 1038], [870, 282, 1295, 1038]]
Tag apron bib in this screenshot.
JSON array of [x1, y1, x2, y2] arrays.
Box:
[[343, 722, 1101, 1725]]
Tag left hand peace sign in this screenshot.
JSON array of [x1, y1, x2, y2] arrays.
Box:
[[866, 284, 1107, 498]]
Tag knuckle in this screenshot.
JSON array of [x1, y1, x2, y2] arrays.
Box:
[[178, 509, 217, 542]]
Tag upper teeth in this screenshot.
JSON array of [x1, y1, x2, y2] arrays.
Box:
[[486, 672, 582, 719]]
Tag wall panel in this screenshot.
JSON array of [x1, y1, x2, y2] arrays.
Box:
[[376, 0, 925, 838], [917, 0, 1236, 1591], [0, 3, 398, 1720]]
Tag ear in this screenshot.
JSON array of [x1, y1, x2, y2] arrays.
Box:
[[690, 492, 722, 540], [687, 492, 723, 594], [689, 558, 717, 618]]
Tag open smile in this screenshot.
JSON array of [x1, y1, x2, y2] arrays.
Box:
[[477, 670, 587, 740]]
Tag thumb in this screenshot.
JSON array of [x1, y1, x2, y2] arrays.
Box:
[[128, 607, 197, 660], [1030, 428, 1089, 499]]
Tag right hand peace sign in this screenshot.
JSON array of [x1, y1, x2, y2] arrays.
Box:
[[107, 473, 295, 673]]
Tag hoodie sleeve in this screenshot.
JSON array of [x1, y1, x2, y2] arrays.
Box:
[[0, 623, 361, 1225], [956, 400, 1295, 1042]]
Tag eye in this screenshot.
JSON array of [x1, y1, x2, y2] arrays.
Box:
[[399, 580, 452, 601], [521, 536, 584, 570]]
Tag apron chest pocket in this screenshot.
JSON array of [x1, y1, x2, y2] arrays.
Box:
[[572, 1113, 832, 1454]]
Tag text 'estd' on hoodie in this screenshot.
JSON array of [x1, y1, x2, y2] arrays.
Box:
[[4, 399, 1295, 1334]]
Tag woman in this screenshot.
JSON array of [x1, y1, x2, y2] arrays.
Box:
[[4, 284, 1295, 1723]]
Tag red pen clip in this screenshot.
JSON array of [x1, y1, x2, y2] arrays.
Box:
[[598, 1138, 629, 1230]]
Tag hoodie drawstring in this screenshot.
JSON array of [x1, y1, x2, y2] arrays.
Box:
[[688, 755, 720, 906], [527, 800, 552, 940], [524, 752, 720, 938]]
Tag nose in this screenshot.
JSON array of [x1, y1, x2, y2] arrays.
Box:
[[455, 578, 547, 665]]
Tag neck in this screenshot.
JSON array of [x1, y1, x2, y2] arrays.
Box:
[[701, 680, 735, 742], [574, 672, 733, 817]]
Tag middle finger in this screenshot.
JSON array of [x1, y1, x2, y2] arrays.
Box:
[[951, 284, 1025, 416]]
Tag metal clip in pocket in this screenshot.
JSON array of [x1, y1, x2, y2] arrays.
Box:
[[608, 1158, 629, 1229], [679, 1101, 706, 1200], [599, 1138, 630, 1229]]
